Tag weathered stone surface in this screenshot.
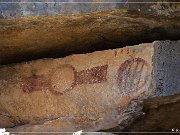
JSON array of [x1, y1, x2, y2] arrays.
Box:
[[0, 0, 179, 18], [0, 40, 179, 132], [0, 42, 154, 131], [0, 0, 126, 18], [124, 94, 180, 132], [154, 40, 180, 96], [127, 0, 180, 16], [0, 9, 180, 65]]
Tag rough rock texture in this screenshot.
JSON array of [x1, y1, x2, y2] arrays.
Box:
[[127, 0, 180, 16], [124, 94, 180, 132], [0, 1, 179, 133], [0, 40, 179, 132], [0, 0, 126, 18], [0, 9, 180, 65], [0, 43, 154, 131], [0, 0, 179, 18], [154, 40, 180, 96]]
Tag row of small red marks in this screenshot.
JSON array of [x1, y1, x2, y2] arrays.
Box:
[[75, 65, 108, 85], [114, 48, 136, 57], [120, 48, 135, 54], [22, 75, 51, 93]]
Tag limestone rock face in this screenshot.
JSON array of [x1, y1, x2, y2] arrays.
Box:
[[0, 40, 179, 132]]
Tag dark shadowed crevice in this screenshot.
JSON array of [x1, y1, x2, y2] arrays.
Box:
[[2, 30, 179, 66]]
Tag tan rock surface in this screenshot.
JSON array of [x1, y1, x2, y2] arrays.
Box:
[[0, 40, 179, 132], [0, 43, 154, 132], [0, 9, 180, 65]]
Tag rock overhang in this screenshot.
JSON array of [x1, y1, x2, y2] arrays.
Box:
[[0, 1, 180, 132]]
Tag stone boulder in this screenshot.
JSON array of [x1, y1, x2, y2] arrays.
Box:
[[0, 40, 179, 132]]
